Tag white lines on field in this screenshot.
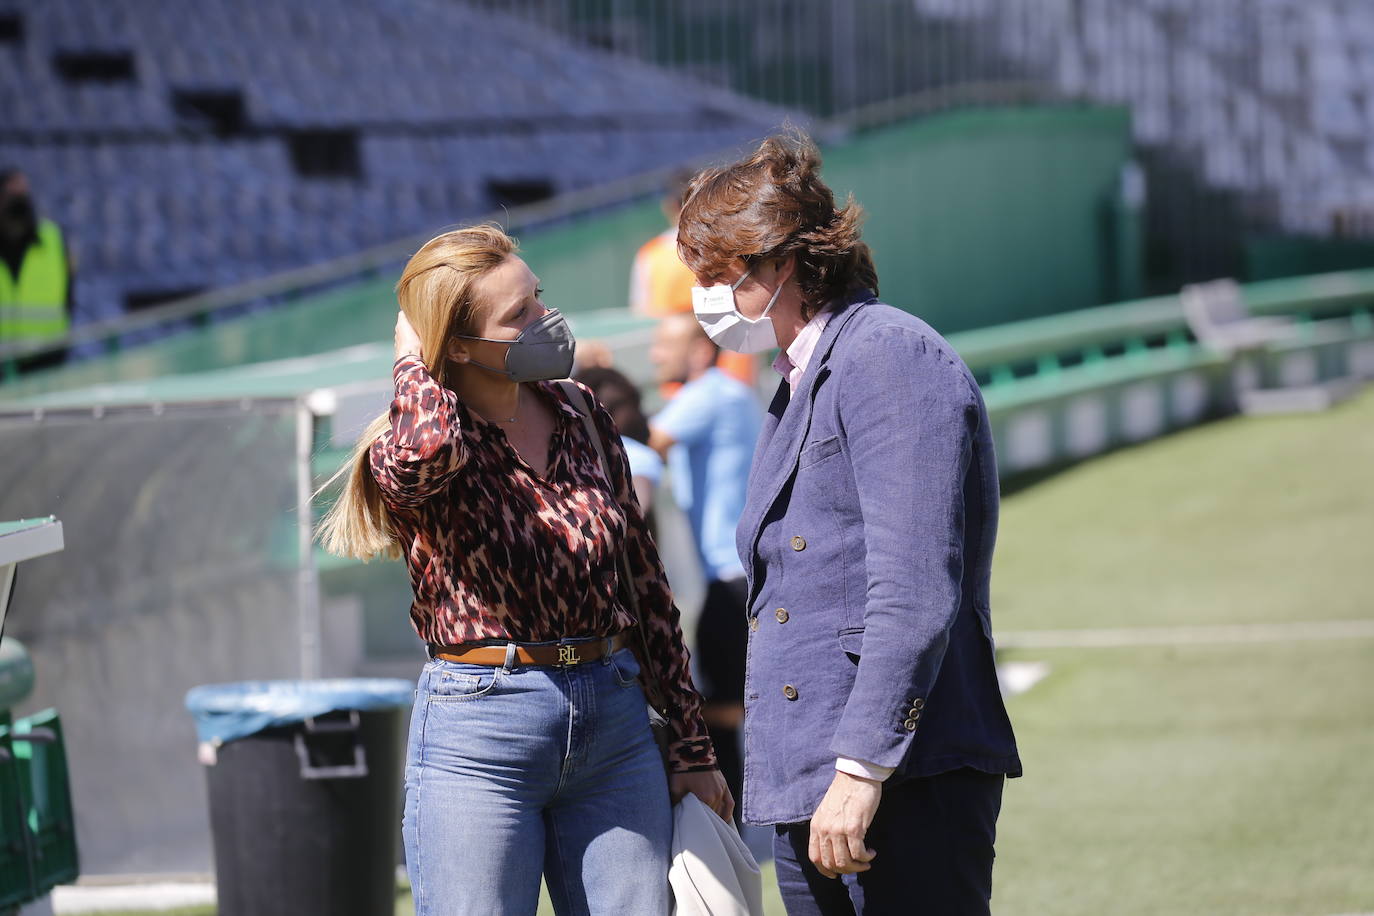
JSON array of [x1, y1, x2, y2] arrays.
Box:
[[997, 660, 1051, 697], [51, 880, 216, 913], [996, 618, 1374, 650]]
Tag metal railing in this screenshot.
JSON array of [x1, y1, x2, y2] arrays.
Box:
[[951, 269, 1374, 387]]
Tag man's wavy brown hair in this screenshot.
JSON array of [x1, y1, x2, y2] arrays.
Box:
[[676, 131, 878, 320]]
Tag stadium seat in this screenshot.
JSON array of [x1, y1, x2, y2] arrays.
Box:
[[1181, 278, 1297, 353]]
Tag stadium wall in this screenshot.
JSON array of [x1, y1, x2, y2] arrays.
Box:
[[526, 105, 1141, 335]]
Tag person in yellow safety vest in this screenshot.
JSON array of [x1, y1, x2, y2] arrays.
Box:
[[0, 169, 73, 352], [629, 170, 756, 390]]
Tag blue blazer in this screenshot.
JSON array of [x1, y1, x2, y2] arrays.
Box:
[[736, 292, 1022, 826]]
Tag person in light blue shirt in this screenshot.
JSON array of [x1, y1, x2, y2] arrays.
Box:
[[574, 366, 662, 513], [649, 312, 763, 817], [621, 435, 663, 491]]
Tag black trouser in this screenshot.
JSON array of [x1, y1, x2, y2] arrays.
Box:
[[695, 575, 748, 817], [773, 768, 1005, 915]]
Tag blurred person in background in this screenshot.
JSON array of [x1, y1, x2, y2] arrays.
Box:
[[569, 336, 614, 372], [631, 170, 757, 390], [630, 169, 698, 320], [648, 311, 763, 821], [0, 169, 72, 358], [318, 225, 729, 916], [676, 134, 1021, 915], [574, 365, 662, 513]]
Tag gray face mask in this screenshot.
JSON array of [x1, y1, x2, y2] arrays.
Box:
[[455, 308, 576, 382]]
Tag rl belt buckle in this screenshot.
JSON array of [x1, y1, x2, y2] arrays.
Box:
[[557, 644, 581, 666]]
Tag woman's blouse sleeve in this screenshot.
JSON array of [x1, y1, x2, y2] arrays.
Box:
[[368, 355, 470, 507], [588, 391, 717, 773]]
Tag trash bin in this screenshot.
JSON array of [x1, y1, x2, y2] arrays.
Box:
[[185, 679, 413, 916]]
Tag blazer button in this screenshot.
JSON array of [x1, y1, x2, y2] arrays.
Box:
[[775, 607, 789, 624], [912, 698, 925, 710], [783, 684, 799, 701], [749, 617, 759, 632], [790, 535, 807, 551], [903, 718, 918, 731], [907, 707, 922, 719]]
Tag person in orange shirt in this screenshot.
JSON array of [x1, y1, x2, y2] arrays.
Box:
[[631, 172, 757, 388]]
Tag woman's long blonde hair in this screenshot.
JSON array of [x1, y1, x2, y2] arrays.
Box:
[[316, 224, 517, 560]]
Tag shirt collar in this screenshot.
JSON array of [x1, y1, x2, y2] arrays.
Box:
[[772, 309, 833, 390]]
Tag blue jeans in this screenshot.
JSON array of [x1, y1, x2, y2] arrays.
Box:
[[402, 642, 672, 916]]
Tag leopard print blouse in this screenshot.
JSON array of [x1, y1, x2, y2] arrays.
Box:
[[370, 355, 714, 772]]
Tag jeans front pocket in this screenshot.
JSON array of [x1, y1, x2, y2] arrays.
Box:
[[608, 648, 642, 688], [426, 662, 503, 702]]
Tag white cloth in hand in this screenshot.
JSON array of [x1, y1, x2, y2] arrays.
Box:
[[669, 793, 764, 916]]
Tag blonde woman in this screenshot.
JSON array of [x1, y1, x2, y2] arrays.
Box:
[[319, 226, 730, 916]]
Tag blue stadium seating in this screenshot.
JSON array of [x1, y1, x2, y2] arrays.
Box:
[[0, 0, 783, 326], [908, 0, 1374, 236]]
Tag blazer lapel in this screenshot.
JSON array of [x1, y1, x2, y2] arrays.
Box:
[[737, 296, 873, 594], [744, 378, 789, 499]]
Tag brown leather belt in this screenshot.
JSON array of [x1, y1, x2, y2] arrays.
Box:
[[429, 633, 629, 668]]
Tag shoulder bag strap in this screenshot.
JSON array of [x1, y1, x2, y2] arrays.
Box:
[[556, 380, 670, 717]]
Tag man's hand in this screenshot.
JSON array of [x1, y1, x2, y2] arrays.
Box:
[[670, 769, 734, 824], [395, 310, 423, 361], [808, 771, 882, 878]]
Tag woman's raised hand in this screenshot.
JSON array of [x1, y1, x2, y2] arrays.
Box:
[[395, 310, 423, 361]]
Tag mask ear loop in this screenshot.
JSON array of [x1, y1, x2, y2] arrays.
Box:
[[452, 315, 528, 377], [453, 309, 569, 381], [758, 280, 783, 319], [464, 357, 515, 379], [451, 336, 515, 378], [729, 262, 782, 319], [734, 262, 781, 323]]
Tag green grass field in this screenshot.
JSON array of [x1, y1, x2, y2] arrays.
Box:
[[991, 384, 1374, 915], [107, 385, 1374, 915]]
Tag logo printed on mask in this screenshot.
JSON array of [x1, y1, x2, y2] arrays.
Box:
[[690, 265, 783, 354], [455, 308, 577, 382]]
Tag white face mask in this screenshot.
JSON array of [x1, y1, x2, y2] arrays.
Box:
[[690, 265, 783, 354]]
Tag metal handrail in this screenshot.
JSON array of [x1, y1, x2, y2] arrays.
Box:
[[950, 270, 1374, 378]]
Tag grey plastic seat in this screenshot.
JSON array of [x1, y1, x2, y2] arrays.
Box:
[[1180, 278, 1296, 354]]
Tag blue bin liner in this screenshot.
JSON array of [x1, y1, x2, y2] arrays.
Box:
[[185, 679, 413, 744]]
